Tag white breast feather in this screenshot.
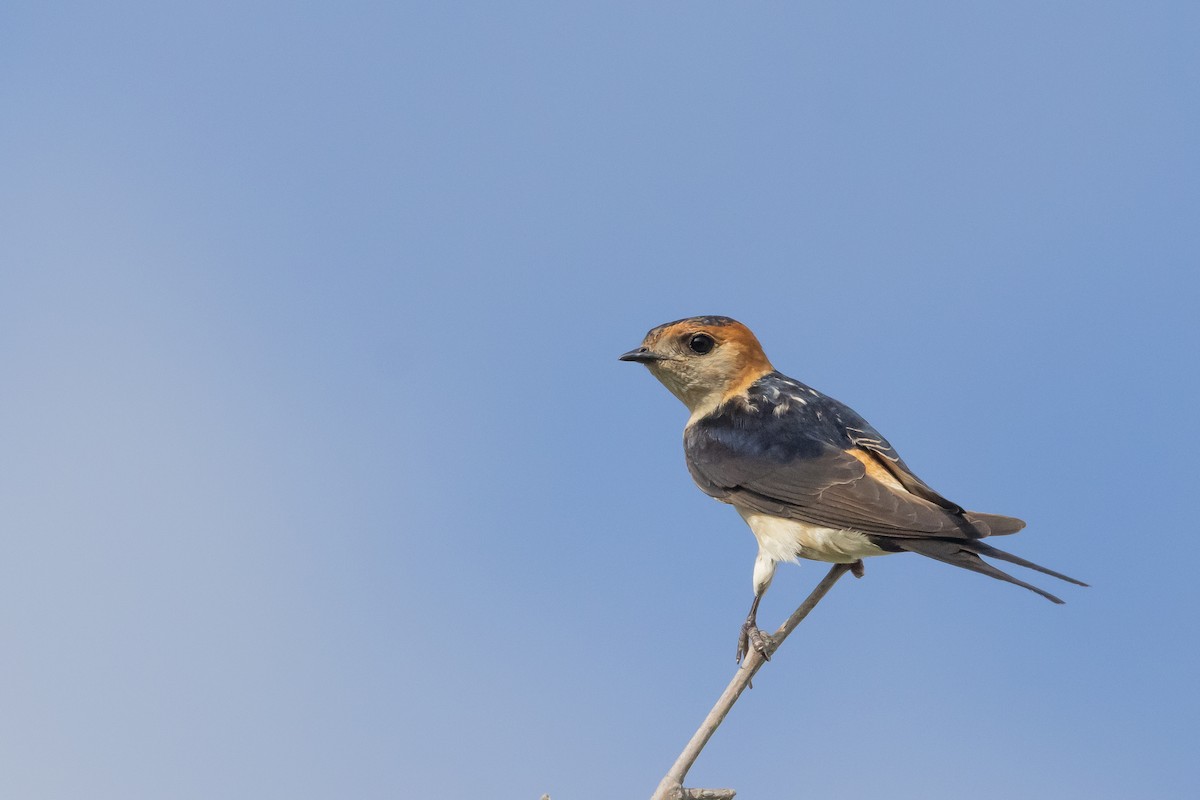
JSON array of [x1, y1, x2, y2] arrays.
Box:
[[736, 507, 888, 564]]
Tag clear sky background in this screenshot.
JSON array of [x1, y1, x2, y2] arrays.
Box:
[[2, 3, 1197, 799]]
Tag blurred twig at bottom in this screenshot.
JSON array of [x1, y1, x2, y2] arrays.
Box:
[[649, 563, 852, 800], [538, 564, 849, 800]]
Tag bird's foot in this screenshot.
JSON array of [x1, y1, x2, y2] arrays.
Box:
[[850, 559, 865, 578], [736, 621, 775, 664]]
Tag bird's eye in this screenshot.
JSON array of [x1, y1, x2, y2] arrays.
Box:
[[688, 333, 715, 355]]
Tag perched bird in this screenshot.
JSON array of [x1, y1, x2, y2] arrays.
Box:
[[620, 315, 1085, 662]]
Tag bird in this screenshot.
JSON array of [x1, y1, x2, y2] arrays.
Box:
[[619, 315, 1085, 663]]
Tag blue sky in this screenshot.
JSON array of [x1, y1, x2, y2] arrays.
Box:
[[1, 2, 1197, 798]]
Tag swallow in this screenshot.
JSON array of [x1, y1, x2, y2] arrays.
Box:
[[620, 316, 1085, 663]]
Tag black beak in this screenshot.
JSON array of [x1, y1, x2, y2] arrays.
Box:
[[619, 346, 666, 363]]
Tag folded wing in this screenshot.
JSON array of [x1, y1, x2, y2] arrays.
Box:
[[685, 421, 1019, 538]]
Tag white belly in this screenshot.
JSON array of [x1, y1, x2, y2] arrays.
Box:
[[736, 507, 888, 564]]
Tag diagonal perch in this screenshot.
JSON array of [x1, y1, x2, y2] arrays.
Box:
[[649, 563, 852, 800]]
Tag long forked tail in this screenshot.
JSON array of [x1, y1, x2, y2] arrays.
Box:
[[888, 537, 1088, 604]]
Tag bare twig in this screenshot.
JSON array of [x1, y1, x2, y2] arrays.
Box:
[[649, 563, 852, 800]]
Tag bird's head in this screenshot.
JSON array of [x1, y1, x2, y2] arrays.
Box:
[[619, 316, 774, 417]]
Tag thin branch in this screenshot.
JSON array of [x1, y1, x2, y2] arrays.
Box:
[[649, 563, 852, 800]]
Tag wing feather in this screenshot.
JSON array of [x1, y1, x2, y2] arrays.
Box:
[[844, 425, 964, 512], [686, 421, 994, 539]]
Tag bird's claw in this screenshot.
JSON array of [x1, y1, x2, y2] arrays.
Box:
[[736, 621, 774, 664]]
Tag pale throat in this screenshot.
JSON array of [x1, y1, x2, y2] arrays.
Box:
[[648, 351, 769, 425], [651, 370, 728, 424]]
